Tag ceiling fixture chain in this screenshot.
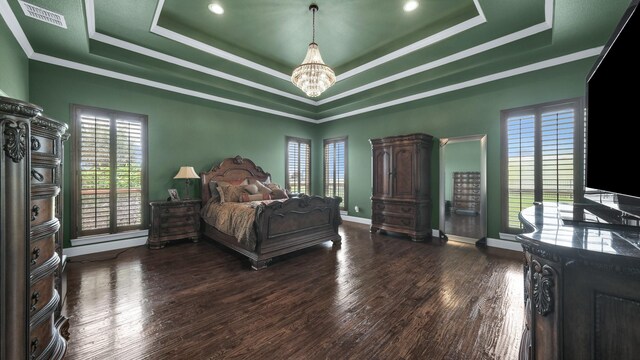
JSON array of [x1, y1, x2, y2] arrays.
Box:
[[291, 4, 336, 98]]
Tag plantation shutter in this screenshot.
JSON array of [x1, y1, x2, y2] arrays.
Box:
[[501, 99, 581, 234], [285, 137, 311, 195], [79, 115, 111, 234], [73, 106, 148, 238], [541, 109, 575, 202], [324, 137, 347, 210], [116, 119, 144, 228]]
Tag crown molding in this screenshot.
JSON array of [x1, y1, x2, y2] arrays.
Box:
[[2, 0, 592, 125], [85, 0, 315, 106], [28, 53, 317, 123], [316, 47, 602, 123], [0, 0, 33, 56]]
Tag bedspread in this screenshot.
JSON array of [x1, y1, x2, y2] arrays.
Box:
[[200, 199, 285, 251]]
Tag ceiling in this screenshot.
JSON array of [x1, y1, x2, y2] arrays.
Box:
[[1, 0, 631, 122]]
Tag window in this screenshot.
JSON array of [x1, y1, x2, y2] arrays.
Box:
[[324, 137, 347, 210], [501, 99, 583, 233], [72, 105, 148, 238], [285, 136, 311, 195]]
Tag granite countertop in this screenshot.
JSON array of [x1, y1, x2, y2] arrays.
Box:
[[518, 202, 640, 260]]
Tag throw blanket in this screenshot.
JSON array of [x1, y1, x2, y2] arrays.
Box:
[[200, 198, 285, 251]]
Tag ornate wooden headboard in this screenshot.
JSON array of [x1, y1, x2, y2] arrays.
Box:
[[200, 155, 272, 204]]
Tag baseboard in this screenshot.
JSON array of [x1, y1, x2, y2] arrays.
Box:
[[486, 237, 522, 252], [64, 236, 148, 257], [341, 215, 371, 225], [347, 223, 523, 253]]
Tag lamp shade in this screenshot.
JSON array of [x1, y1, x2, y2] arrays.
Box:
[[174, 166, 199, 179]]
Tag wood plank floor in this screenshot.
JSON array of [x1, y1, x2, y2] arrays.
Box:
[[63, 222, 524, 360]]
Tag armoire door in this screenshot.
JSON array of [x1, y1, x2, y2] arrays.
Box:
[[372, 146, 391, 197], [392, 145, 415, 198]]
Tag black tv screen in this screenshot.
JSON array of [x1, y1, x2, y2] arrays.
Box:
[[586, 0, 640, 200]]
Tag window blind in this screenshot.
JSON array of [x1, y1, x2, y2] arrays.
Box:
[[502, 100, 580, 233], [285, 137, 311, 195], [74, 106, 148, 238], [324, 137, 347, 210]]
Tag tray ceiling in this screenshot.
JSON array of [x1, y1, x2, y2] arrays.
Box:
[[1, 0, 631, 122]]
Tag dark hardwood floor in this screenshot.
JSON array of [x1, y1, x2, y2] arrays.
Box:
[[63, 222, 524, 360]]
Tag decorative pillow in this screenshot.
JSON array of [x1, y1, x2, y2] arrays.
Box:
[[218, 178, 248, 187], [239, 193, 272, 202], [266, 183, 282, 191], [208, 181, 220, 201], [248, 179, 272, 194], [218, 185, 246, 203], [244, 184, 259, 195], [270, 188, 289, 200]]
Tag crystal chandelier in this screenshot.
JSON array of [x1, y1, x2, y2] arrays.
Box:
[[291, 4, 336, 98]]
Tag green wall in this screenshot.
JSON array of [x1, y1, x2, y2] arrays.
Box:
[[28, 61, 318, 248], [27, 56, 594, 246], [0, 16, 28, 100], [316, 58, 594, 238]]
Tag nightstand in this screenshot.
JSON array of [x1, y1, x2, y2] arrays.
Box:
[[148, 199, 201, 249]]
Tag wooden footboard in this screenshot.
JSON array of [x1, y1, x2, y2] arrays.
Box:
[[253, 195, 342, 263]]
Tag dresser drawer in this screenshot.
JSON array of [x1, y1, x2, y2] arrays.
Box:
[[30, 198, 55, 226], [30, 133, 59, 158], [30, 234, 56, 269], [372, 211, 415, 228], [30, 312, 55, 360], [158, 205, 198, 217], [30, 273, 55, 316]]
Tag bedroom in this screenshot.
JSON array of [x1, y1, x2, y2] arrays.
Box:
[[1, 0, 639, 359]]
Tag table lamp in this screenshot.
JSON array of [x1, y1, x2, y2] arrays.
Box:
[[174, 166, 200, 200]]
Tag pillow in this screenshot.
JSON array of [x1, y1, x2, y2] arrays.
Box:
[[208, 181, 220, 201], [266, 183, 282, 191], [244, 184, 259, 195], [270, 188, 289, 200], [218, 178, 248, 187], [248, 179, 272, 194], [239, 193, 272, 202], [218, 185, 247, 203]]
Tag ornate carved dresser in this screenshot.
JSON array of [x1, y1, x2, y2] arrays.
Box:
[[1, 96, 69, 359], [518, 202, 640, 359], [370, 133, 433, 241]]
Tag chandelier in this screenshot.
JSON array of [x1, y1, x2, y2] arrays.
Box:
[[291, 4, 336, 98]]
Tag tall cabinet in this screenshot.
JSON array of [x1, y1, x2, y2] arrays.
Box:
[[370, 133, 433, 241], [1, 96, 69, 360]]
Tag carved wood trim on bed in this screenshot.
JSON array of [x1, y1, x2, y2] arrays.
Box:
[[200, 155, 342, 270]]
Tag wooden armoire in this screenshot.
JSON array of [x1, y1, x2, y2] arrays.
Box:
[[1, 96, 69, 359], [370, 133, 433, 241]]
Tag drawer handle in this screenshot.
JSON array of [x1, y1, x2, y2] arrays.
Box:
[[31, 205, 40, 221], [31, 136, 41, 151], [401, 207, 412, 213], [401, 219, 411, 225], [31, 248, 41, 265], [30, 291, 40, 312], [31, 169, 44, 182], [30, 338, 39, 357]]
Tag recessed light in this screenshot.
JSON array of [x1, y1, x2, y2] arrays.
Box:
[[403, 0, 419, 12], [208, 3, 224, 15]]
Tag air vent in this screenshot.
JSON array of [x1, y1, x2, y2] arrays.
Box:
[[19, 1, 67, 29]]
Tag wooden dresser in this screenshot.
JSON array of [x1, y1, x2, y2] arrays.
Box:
[[148, 199, 201, 249], [452, 171, 480, 215], [370, 133, 433, 241], [518, 202, 640, 359], [1, 96, 69, 359]]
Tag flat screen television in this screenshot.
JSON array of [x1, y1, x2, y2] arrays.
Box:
[[584, 0, 640, 219]]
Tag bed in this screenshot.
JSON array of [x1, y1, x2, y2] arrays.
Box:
[[199, 155, 342, 270]]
